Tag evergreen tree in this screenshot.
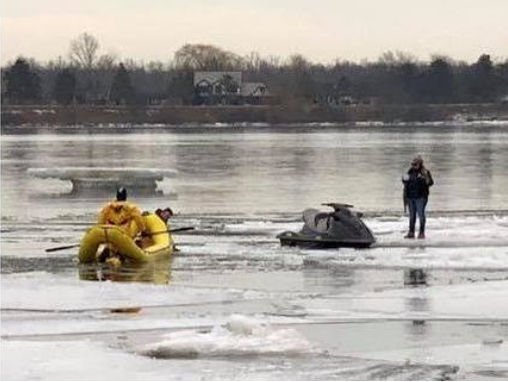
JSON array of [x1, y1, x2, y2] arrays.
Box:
[[109, 63, 136, 104], [336, 75, 351, 96], [53, 68, 76, 105], [167, 70, 194, 104], [469, 54, 499, 102], [3, 58, 42, 104], [423, 58, 455, 103], [398, 62, 420, 102], [498, 60, 508, 99]]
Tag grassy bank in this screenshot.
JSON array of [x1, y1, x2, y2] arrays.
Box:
[[2, 103, 508, 126]]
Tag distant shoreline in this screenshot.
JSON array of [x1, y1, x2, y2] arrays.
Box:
[[2, 103, 508, 127]]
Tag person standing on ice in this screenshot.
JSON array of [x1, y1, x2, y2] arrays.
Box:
[[98, 187, 147, 238], [402, 156, 434, 239]]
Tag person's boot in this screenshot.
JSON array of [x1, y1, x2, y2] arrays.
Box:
[[404, 231, 415, 239], [418, 231, 426, 239]]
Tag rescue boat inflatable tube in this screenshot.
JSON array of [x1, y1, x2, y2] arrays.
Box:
[[79, 214, 173, 263]]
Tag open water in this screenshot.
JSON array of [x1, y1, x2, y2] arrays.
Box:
[[2, 123, 508, 380]]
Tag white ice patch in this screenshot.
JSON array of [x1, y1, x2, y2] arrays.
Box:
[[367, 215, 508, 246], [1, 339, 178, 381], [304, 215, 508, 271], [140, 314, 315, 359], [1, 271, 307, 337], [292, 279, 508, 321], [305, 246, 508, 270], [354, 120, 508, 128], [0, 271, 249, 311]]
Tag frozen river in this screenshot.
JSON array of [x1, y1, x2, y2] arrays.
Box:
[[2, 123, 508, 380]]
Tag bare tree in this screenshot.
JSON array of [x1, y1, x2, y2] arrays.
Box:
[[69, 32, 100, 69], [244, 52, 262, 72], [287, 54, 312, 72], [377, 51, 418, 66], [96, 53, 118, 71], [174, 44, 244, 71]]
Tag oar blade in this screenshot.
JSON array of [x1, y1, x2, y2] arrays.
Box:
[[170, 226, 195, 234], [45, 244, 80, 253]]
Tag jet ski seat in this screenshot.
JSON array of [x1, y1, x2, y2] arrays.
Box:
[[314, 213, 332, 230], [303, 209, 332, 233]]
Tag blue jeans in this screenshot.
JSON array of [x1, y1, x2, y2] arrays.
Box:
[[408, 198, 427, 233]]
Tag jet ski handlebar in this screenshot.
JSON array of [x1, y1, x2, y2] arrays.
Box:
[[322, 203, 354, 210]]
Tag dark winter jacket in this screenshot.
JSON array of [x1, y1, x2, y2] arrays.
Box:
[[403, 167, 434, 199]]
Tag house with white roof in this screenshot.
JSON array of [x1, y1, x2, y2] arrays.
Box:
[[193, 71, 273, 105]]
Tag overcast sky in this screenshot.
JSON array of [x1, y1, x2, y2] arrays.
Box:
[[2, 0, 507, 65]]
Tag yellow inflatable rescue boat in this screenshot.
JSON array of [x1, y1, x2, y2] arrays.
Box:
[[79, 213, 173, 263]]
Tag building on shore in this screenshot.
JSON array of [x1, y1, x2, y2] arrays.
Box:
[[193, 71, 275, 105]]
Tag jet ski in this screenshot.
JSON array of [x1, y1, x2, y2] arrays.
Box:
[[277, 203, 375, 249]]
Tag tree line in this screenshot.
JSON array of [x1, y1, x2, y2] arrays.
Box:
[[2, 32, 508, 106]]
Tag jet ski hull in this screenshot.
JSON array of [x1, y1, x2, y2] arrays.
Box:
[[278, 231, 373, 249]]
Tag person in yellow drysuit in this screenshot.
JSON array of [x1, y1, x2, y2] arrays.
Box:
[[155, 207, 174, 224], [154, 206, 180, 252], [98, 187, 146, 238]]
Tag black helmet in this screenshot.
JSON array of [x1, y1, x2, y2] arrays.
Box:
[[116, 187, 127, 201]]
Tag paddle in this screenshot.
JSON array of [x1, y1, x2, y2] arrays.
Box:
[[143, 226, 195, 237], [45, 243, 81, 253], [44, 226, 195, 253]]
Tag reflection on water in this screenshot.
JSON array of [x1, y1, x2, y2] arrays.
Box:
[[404, 269, 431, 337], [404, 268, 429, 286], [78, 259, 172, 284], [2, 126, 508, 218]]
